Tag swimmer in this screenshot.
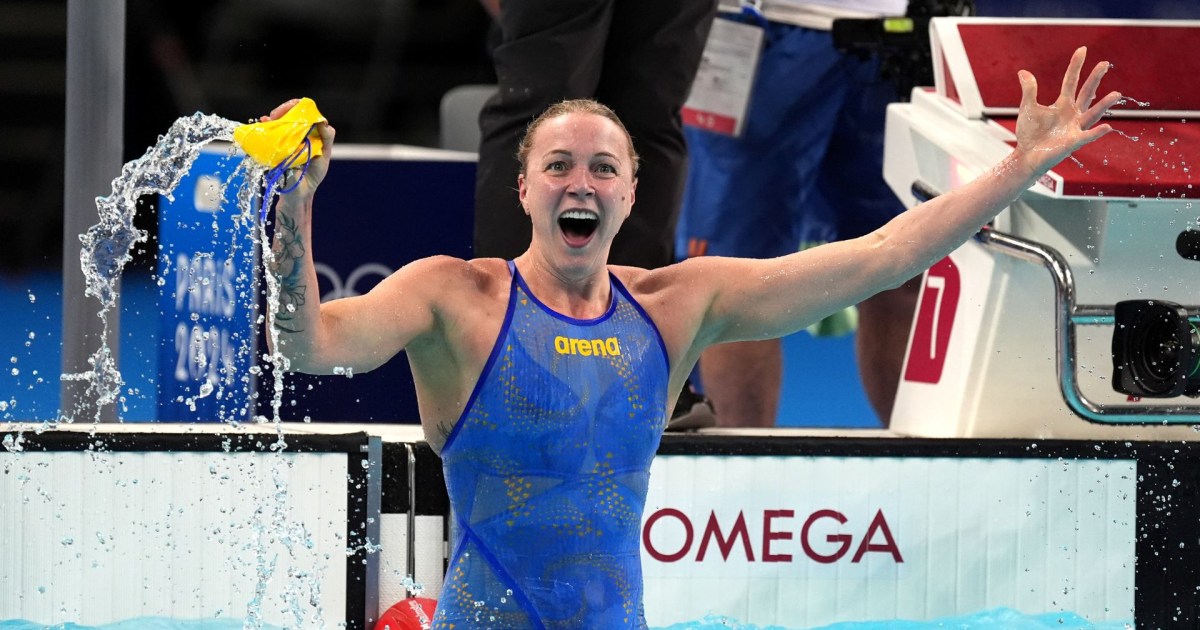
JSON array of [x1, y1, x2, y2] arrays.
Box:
[[262, 47, 1119, 628]]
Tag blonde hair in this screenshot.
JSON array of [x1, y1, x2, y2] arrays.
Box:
[[516, 99, 640, 176]]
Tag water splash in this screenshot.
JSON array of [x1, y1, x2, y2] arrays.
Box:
[[42, 110, 334, 628], [63, 113, 245, 422], [1111, 129, 1140, 143], [84, 113, 242, 309]]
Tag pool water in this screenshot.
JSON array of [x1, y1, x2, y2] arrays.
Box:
[[659, 608, 1131, 629], [1, 607, 1132, 630], [0, 621, 279, 630]]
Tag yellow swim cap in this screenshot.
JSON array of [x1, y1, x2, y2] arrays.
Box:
[[233, 97, 326, 168]]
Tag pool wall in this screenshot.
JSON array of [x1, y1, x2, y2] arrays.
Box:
[[0, 429, 378, 629], [4, 425, 1198, 626]]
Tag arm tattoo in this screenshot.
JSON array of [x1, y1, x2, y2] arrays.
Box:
[[270, 212, 308, 334]]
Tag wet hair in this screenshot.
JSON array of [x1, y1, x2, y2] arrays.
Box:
[[516, 99, 640, 177]]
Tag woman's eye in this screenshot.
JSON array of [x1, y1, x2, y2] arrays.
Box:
[[548, 161, 567, 172], [596, 163, 616, 175]]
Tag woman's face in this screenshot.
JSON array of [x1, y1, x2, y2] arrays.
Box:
[[518, 112, 637, 269]]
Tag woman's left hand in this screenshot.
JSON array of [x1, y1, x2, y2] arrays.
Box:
[[1014, 46, 1123, 174]]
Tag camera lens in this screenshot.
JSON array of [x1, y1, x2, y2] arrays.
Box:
[[1112, 300, 1200, 398], [1133, 319, 1183, 393], [1178, 229, 1200, 261]]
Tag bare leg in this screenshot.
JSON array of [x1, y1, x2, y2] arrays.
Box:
[[699, 339, 782, 428], [854, 276, 921, 427]]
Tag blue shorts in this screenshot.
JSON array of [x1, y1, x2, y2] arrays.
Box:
[[677, 20, 903, 259]]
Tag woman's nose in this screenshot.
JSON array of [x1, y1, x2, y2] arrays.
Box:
[[567, 168, 595, 196]]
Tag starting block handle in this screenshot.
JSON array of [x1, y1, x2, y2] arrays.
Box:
[[975, 226, 1200, 423]]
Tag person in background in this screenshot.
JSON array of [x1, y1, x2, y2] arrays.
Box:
[[677, 0, 971, 427], [472, 0, 721, 427], [262, 48, 1118, 625]]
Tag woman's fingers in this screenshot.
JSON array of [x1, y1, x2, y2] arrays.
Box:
[[318, 122, 336, 147], [1018, 69, 1039, 109], [265, 98, 302, 122], [314, 122, 336, 162], [1058, 46, 1087, 103], [1080, 122, 1113, 145], [1081, 90, 1123, 129], [1075, 61, 1109, 112]]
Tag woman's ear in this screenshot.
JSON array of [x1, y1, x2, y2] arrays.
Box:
[[518, 172, 530, 215]]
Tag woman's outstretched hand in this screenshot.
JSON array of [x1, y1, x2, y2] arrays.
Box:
[[1014, 46, 1122, 175]]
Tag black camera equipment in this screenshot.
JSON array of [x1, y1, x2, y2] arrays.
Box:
[[1112, 300, 1200, 398], [1178, 228, 1200, 261], [830, 0, 975, 101]]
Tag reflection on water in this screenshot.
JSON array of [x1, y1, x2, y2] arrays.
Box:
[[0, 607, 1132, 629], [0, 621, 281, 630], [656, 608, 1131, 629]]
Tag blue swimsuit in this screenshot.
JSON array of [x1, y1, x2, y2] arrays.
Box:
[[434, 262, 670, 629]]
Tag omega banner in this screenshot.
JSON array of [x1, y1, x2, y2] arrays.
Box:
[[640, 454, 1136, 628]]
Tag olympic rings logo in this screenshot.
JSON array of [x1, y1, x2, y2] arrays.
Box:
[[314, 262, 395, 301]]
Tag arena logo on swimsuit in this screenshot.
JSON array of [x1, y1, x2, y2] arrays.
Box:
[[554, 335, 621, 357]]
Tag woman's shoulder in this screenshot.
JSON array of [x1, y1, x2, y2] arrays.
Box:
[[401, 255, 509, 283], [609, 257, 715, 296], [372, 256, 512, 306]]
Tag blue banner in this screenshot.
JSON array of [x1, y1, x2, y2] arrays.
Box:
[[254, 147, 476, 423], [157, 143, 258, 422]]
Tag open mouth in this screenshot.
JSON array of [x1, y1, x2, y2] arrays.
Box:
[[558, 210, 600, 248]]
